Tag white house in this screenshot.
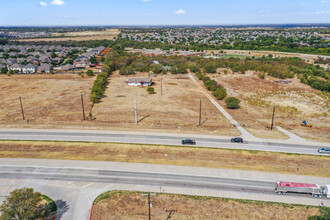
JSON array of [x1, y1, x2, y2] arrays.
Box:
[[9, 63, 23, 72], [127, 78, 153, 87], [22, 63, 37, 74]]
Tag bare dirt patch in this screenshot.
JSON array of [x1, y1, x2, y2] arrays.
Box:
[[92, 191, 320, 220], [1, 141, 329, 177], [0, 74, 95, 124], [91, 73, 240, 136], [206, 71, 330, 141]]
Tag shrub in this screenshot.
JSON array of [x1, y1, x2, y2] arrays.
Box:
[[225, 97, 240, 109], [90, 70, 112, 103], [213, 87, 227, 100], [147, 87, 155, 94], [119, 66, 135, 75], [86, 70, 94, 76], [203, 63, 217, 73]]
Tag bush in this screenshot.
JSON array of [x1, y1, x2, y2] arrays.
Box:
[[147, 87, 155, 94], [119, 66, 135, 75], [90, 70, 112, 103], [203, 63, 217, 73], [213, 87, 227, 100], [86, 69, 94, 76], [225, 97, 240, 109]]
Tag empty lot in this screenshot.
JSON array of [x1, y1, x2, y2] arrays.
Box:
[[0, 74, 95, 126], [207, 70, 330, 142], [92, 191, 320, 220], [92, 73, 240, 136]]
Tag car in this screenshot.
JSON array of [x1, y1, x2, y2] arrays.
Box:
[[317, 148, 330, 154], [182, 139, 196, 145], [231, 137, 243, 143]]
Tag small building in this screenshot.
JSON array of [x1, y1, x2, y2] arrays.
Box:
[[127, 78, 153, 87], [22, 63, 37, 74], [38, 63, 53, 73]]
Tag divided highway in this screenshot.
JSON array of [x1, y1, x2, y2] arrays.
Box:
[[0, 129, 328, 155]]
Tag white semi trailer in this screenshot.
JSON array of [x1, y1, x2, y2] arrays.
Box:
[[275, 181, 330, 198]]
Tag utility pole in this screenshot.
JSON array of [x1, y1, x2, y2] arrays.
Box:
[[270, 105, 276, 130], [134, 95, 138, 124], [81, 95, 85, 120], [19, 96, 25, 120], [161, 80, 163, 95], [199, 99, 202, 126], [142, 193, 156, 220]]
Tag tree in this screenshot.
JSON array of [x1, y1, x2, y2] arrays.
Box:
[[119, 66, 135, 75], [152, 64, 162, 74], [86, 69, 94, 76], [213, 87, 227, 100], [203, 63, 217, 73], [225, 97, 240, 109], [308, 206, 330, 220], [100, 57, 105, 62], [1, 67, 7, 74], [0, 188, 43, 220], [147, 87, 155, 94], [51, 52, 57, 59], [89, 56, 97, 64]]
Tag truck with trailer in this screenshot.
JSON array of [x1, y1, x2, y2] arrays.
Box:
[[275, 181, 330, 198]]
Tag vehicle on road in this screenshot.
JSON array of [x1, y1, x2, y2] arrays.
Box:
[[181, 139, 196, 145], [318, 148, 330, 154], [231, 137, 243, 143], [275, 181, 330, 198]]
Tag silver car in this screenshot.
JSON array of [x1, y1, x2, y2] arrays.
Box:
[[318, 148, 330, 154]]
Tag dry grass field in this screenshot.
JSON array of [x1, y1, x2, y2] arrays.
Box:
[[92, 72, 240, 136], [1, 141, 329, 177], [206, 70, 330, 142], [0, 74, 95, 125], [92, 191, 320, 220]]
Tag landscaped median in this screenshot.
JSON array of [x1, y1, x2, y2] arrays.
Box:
[[0, 140, 329, 177], [90, 190, 324, 220]]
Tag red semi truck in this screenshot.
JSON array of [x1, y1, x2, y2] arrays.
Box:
[[275, 181, 330, 198]]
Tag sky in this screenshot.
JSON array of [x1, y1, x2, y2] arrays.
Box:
[[0, 0, 329, 26]]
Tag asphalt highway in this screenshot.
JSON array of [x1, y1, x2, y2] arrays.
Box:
[[0, 129, 328, 155]]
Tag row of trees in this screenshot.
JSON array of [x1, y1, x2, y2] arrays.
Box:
[[90, 66, 112, 103]]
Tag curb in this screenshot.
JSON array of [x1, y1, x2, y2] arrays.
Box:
[[89, 204, 94, 220]]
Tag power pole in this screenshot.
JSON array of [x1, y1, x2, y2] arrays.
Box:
[[81, 95, 85, 120], [135, 95, 138, 124], [142, 193, 156, 220], [161, 80, 163, 95], [270, 105, 276, 130], [19, 96, 25, 120], [199, 99, 202, 126]]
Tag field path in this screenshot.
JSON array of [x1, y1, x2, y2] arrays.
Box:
[[189, 74, 260, 141]]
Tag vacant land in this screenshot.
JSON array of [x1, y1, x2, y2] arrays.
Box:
[[92, 191, 320, 220], [92, 72, 240, 136], [17, 29, 120, 42], [0, 74, 95, 125], [206, 70, 330, 142], [1, 141, 329, 177]]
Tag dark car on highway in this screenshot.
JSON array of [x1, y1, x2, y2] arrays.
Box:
[[231, 137, 243, 143], [318, 148, 330, 154], [182, 139, 196, 145]]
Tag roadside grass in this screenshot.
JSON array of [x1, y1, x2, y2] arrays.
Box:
[[91, 191, 320, 220], [0, 140, 329, 177]]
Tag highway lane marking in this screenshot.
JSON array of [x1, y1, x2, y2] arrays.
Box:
[[81, 183, 94, 188]]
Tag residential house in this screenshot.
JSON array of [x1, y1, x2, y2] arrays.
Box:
[[127, 78, 153, 87], [22, 63, 37, 74], [60, 64, 75, 71], [37, 63, 53, 73], [9, 63, 23, 72]]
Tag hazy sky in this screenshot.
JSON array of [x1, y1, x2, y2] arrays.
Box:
[[0, 0, 329, 26]]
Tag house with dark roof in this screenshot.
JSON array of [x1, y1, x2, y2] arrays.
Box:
[[22, 63, 37, 74], [9, 63, 23, 72], [37, 63, 53, 73]]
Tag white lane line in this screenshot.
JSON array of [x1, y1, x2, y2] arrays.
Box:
[[81, 183, 94, 189]]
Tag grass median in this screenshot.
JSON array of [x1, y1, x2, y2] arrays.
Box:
[[0, 140, 329, 177]]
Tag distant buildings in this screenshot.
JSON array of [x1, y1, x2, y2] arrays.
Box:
[[126, 48, 205, 57]]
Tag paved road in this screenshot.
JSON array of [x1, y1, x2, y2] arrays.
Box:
[[0, 159, 329, 219], [0, 129, 329, 155]]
